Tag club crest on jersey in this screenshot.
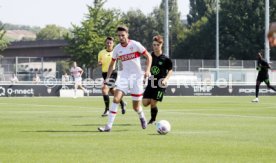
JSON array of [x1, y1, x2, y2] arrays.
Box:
[[130, 47, 134, 51], [119, 52, 140, 61], [159, 61, 163, 65]]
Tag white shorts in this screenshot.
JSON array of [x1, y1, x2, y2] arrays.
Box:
[[74, 77, 82, 85], [116, 73, 144, 101]]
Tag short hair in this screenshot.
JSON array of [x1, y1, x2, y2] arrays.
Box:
[[105, 36, 114, 42], [117, 25, 129, 33], [153, 35, 164, 44]]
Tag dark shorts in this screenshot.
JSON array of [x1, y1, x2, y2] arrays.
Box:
[[257, 74, 269, 83], [143, 85, 166, 102], [102, 71, 117, 88]]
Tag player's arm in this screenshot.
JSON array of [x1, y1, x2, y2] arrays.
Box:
[[162, 70, 173, 86], [261, 60, 271, 69], [98, 52, 102, 66], [104, 59, 116, 83], [143, 51, 152, 78], [79, 68, 84, 76]]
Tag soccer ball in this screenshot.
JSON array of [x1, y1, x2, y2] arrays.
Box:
[[156, 120, 171, 135]]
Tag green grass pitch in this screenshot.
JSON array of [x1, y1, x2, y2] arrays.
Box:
[[0, 96, 276, 163]]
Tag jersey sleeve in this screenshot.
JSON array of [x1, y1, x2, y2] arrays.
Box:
[[135, 41, 147, 55], [260, 59, 269, 68], [98, 51, 103, 62], [77, 67, 83, 72], [112, 46, 119, 61], [165, 58, 173, 71]]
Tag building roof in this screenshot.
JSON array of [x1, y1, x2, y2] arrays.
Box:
[[7, 40, 68, 49]]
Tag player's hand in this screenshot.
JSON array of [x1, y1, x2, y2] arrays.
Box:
[[161, 79, 168, 86], [144, 71, 151, 78], [104, 79, 108, 85]]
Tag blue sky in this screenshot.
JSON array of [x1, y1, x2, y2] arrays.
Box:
[[0, 0, 189, 28]]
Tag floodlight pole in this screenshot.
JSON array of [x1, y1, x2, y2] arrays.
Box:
[[164, 0, 169, 57], [216, 0, 219, 69], [265, 0, 270, 62]]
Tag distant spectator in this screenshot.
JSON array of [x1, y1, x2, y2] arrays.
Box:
[[33, 73, 40, 84], [62, 72, 70, 84], [10, 73, 19, 84]]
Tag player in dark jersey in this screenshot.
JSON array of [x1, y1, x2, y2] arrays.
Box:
[[252, 51, 276, 102], [143, 35, 173, 124]]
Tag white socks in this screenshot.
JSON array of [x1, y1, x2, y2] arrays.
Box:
[[107, 103, 118, 128], [137, 106, 145, 119]]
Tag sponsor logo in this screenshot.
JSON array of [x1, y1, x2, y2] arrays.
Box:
[[239, 88, 275, 93], [0, 87, 5, 96], [193, 85, 214, 93], [0, 87, 34, 96], [119, 52, 140, 61], [171, 88, 176, 94]]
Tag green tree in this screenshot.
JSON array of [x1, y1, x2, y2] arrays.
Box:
[[65, 0, 122, 77], [152, 0, 185, 57], [36, 24, 68, 40], [123, 9, 159, 50], [187, 0, 216, 26], [0, 24, 7, 51], [175, 0, 276, 60]]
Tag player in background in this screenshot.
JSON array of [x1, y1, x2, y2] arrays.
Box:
[[252, 51, 276, 102], [98, 36, 126, 117], [142, 35, 173, 124], [252, 22, 276, 102], [98, 25, 152, 132], [70, 61, 87, 98]]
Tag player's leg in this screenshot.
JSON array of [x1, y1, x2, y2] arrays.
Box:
[[264, 79, 276, 91], [110, 88, 126, 114], [101, 83, 110, 117], [110, 72, 127, 114], [131, 76, 147, 129], [142, 98, 151, 107], [148, 99, 158, 124], [142, 85, 152, 107], [98, 75, 128, 132], [252, 80, 261, 102], [98, 89, 124, 132], [132, 100, 146, 129], [73, 82, 78, 98], [79, 84, 88, 93]]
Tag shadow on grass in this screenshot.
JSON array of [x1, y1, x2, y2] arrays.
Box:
[[69, 116, 90, 118], [148, 133, 164, 136], [21, 129, 128, 133], [73, 124, 133, 127]]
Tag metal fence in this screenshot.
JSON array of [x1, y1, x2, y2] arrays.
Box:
[[1, 57, 276, 85]]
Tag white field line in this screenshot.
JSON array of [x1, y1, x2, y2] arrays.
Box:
[[167, 111, 276, 119], [1, 102, 276, 119], [0, 102, 101, 110]]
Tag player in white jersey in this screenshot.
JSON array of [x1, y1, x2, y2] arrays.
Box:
[[70, 61, 87, 97], [98, 25, 152, 132]]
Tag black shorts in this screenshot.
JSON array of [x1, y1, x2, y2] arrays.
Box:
[[257, 74, 269, 83], [102, 71, 117, 88], [143, 85, 166, 102]]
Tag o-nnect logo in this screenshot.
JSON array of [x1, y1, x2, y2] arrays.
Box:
[[0, 87, 6, 96]]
